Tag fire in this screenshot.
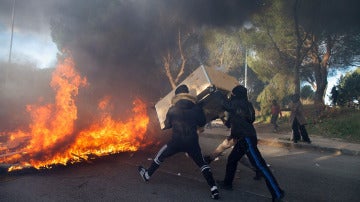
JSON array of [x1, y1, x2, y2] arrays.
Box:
[[0, 58, 149, 171]]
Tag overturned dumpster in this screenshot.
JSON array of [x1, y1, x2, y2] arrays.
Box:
[[155, 65, 239, 129]]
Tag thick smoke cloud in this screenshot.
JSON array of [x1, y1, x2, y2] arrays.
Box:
[[45, 0, 264, 103], [0, 0, 264, 135]]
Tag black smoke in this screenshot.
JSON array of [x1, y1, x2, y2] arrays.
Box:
[[44, 0, 265, 113], [0, 0, 265, 139]]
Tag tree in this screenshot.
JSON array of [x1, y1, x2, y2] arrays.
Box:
[[297, 0, 360, 110], [242, 0, 360, 114], [162, 29, 187, 89], [337, 68, 360, 106], [202, 27, 245, 72], [300, 85, 314, 100], [243, 0, 301, 113]]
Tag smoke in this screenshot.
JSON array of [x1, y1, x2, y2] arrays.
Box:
[[0, 0, 265, 139]]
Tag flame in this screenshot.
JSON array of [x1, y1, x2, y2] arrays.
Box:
[[0, 58, 149, 171]]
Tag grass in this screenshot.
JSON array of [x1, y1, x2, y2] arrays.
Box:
[[256, 106, 360, 143], [306, 108, 360, 143]]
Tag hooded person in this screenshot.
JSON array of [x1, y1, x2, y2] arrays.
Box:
[[138, 84, 220, 200], [213, 85, 285, 202], [289, 94, 311, 143]]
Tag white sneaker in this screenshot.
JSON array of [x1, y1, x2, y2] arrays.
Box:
[[138, 166, 149, 182]]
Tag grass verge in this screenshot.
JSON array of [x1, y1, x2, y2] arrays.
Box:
[[307, 109, 360, 143]]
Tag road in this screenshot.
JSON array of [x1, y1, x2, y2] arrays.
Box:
[[1, 134, 359, 202]]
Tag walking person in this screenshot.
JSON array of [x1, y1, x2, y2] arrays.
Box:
[[289, 94, 311, 143], [270, 99, 282, 132], [216, 85, 285, 202], [138, 84, 219, 200]]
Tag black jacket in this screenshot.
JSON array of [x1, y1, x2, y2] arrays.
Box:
[[163, 93, 206, 140], [223, 95, 256, 139]]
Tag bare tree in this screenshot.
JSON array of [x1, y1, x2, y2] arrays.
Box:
[[163, 29, 186, 89]]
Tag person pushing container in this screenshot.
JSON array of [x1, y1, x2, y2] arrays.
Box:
[[138, 84, 220, 200]]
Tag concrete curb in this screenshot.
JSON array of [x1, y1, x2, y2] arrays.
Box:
[[258, 138, 360, 156], [202, 131, 360, 156]]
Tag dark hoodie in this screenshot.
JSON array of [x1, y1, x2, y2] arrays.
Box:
[[163, 93, 206, 140], [222, 85, 256, 139]]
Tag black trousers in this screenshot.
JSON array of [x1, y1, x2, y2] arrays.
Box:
[[224, 136, 284, 199], [147, 138, 216, 188], [292, 118, 311, 142]]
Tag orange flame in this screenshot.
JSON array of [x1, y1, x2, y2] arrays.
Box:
[[0, 58, 149, 171]]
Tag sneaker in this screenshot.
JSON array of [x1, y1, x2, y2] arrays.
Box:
[[138, 166, 149, 182], [216, 180, 233, 190], [210, 186, 219, 200]]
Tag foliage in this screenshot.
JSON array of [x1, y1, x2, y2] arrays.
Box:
[[307, 108, 360, 143], [300, 85, 314, 100], [202, 28, 245, 72], [336, 68, 360, 106], [256, 73, 295, 116]]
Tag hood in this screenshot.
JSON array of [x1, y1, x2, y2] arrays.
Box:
[[171, 93, 197, 104]]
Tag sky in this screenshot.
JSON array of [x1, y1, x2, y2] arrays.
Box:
[[0, 0, 58, 68], [0, 0, 357, 103]]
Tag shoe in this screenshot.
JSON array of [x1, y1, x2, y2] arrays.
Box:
[[203, 155, 213, 164], [138, 166, 149, 182], [210, 186, 219, 200], [216, 180, 233, 190]]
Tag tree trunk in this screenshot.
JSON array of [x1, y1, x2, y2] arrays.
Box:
[[162, 29, 187, 90], [293, 0, 301, 95], [313, 35, 333, 114], [313, 63, 327, 114]]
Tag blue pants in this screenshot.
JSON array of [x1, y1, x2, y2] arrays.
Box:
[[224, 136, 284, 199]]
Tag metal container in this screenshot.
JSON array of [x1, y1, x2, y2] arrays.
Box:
[[155, 65, 239, 129]]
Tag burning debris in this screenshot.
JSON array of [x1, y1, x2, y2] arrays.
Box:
[[0, 58, 150, 172]]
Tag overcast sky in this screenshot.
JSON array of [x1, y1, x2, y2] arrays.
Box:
[[0, 0, 58, 68], [0, 0, 357, 102]]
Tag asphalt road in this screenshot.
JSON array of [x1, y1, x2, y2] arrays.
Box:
[[1, 135, 359, 202]]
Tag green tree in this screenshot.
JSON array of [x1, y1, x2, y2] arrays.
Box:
[[241, 0, 360, 114], [202, 28, 245, 72], [243, 0, 301, 113], [337, 68, 360, 106], [300, 85, 314, 100], [296, 0, 360, 110]]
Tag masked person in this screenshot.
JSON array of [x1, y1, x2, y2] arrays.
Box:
[[138, 84, 219, 200], [203, 115, 263, 181], [216, 85, 285, 202]]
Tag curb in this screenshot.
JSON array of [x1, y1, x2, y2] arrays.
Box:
[[202, 132, 360, 156], [258, 138, 360, 156]]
